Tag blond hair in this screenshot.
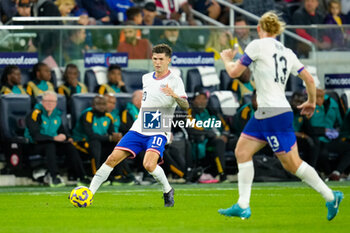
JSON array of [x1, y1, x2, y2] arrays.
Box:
[[55, 0, 76, 7], [259, 11, 285, 36]]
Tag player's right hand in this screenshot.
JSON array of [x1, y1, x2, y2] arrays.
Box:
[[297, 101, 316, 118]]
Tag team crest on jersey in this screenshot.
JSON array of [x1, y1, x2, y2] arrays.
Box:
[[143, 110, 161, 129]]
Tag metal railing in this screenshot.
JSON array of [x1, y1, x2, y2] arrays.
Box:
[[6, 16, 80, 25]]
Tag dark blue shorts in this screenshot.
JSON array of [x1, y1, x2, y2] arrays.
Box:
[[115, 131, 167, 158], [242, 111, 296, 154]]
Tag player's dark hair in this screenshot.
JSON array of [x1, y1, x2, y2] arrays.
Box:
[[108, 64, 121, 73], [1, 65, 20, 85], [126, 7, 142, 21], [152, 44, 172, 57], [32, 62, 48, 79]]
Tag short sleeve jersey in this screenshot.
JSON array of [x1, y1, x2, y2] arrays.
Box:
[[241, 37, 304, 119], [129, 70, 187, 138]]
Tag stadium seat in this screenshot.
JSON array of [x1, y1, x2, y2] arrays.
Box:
[[285, 74, 304, 92], [70, 93, 98, 128], [340, 91, 350, 113], [0, 94, 31, 172], [207, 91, 240, 117], [219, 70, 231, 90], [84, 69, 99, 92], [326, 90, 346, 117], [115, 92, 133, 111], [186, 68, 219, 93], [122, 69, 148, 93]]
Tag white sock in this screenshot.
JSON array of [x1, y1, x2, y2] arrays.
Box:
[[237, 160, 254, 209], [295, 161, 334, 202], [89, 163, 113, 194], [149, 165, 172, 193]]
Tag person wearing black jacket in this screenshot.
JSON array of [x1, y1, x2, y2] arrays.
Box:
[[24, 91, 89, 187], [72, 95, 122, 173]]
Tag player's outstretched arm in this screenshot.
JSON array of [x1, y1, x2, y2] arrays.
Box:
[[161, 84, 189, 110], [297, 69, 316, 118], [220, 49, 247, 78]]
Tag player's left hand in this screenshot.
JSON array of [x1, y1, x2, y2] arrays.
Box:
[[161, 84, 177, 98], [297, 101, 316, 118]]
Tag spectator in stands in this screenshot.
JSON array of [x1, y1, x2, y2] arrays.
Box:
[[229, 68, 255, 104], [143, 2, 163, 26], [0, 65, 27, 94], [324, 0, 350, 49], [142, 2, 164, 42], [186, 87, 229, 182], [55, 0, 75, 17], [118, 7, 143, 43], [15, 0, 32, 17], [31, 0, 62, 60], [189, 0, 221, 21], [117, 21, 152, 59], [24, 91, 89, 187], [293, 0, 330, 56], [98, 64, 127, 94], [154, 0, 197, 25], [105, 0, 134, 23], [234, 16, 256, 51], [156, 20, 190, 52], [291, 91, 320, 168], [119, 89, 142, 134], [0, 0, 17, 23], [309, 89, 350, 180], [242, 0, 275, 17], [26, 62, 55, 97], [72, 95, 122, 173], [58, 64, 88, 99], [80, 0, 119, 24], [62, 28, 87, 64], [205, 29, 242, 60]]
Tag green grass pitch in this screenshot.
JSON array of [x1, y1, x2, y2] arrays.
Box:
[[0, 182, 349, 233]]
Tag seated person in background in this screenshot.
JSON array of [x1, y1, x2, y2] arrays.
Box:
[[105, 0, 134, 23], [55, 0, 75, 19], [104, 92, 135, 184], [205, 29, 242, 60], [72, 95, 122, 174], [142, 2, 163, 26], [98, 64, 127, 94], [291, 91, 320, 168], [324, 0, 350, 49], [232, 90, 257, 137], [309, 89, 350, 180], [24, 91, 89, 187], [80, 0, 119, 24], [58, 64, 88, 99], [156, 20, 190, 52], [229, 68, 255, 104], [120, 89, 142, 134], [292, 0, 330, 56], [117, 21, 152, 59], [105, 93, 121, 133], [234, 16, 256, 51], [62, 28, 87, 64], [186, 87, 229, 182], [26, 62, 55, 97], [0, 65, 26, 94], [189, 0, 221, 20], [119, 7, 143, 43], [154, 0, 197, 25]]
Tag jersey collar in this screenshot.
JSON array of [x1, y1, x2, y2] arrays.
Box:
[[153, 70, 170, 80]]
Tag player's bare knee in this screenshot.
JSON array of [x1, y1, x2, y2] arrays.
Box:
[[105, 154, 118, 167], [143, 160, 156, 172]]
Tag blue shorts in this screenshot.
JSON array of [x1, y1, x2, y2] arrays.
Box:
[[242, 111, 296, 154], [115, 131, 167, 158]]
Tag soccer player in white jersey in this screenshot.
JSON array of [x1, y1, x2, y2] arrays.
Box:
[[218, 11, 343, 220], [88, 44, 189, 207]]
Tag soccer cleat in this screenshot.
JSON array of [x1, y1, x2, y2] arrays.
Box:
[[326, 191, 344, 221], [163, 188, 175, 207], [218, 203, 251, 219], [50, 176, 65, 188]]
